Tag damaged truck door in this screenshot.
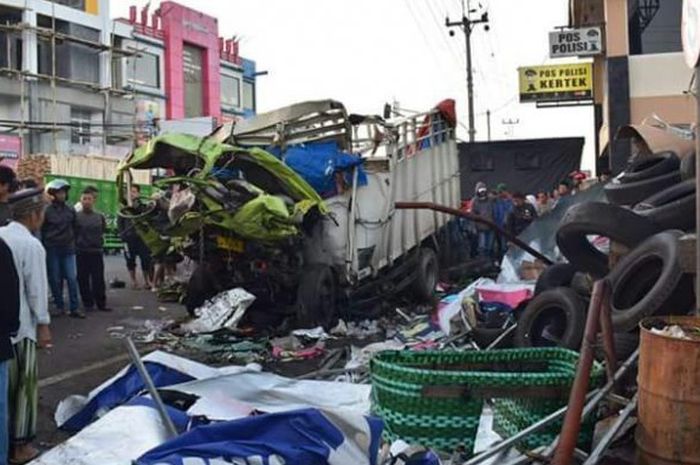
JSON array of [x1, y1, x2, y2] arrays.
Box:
[[116, 99, 461, 329]]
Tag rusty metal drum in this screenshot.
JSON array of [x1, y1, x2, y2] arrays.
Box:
[[637, 316, 700, 465]]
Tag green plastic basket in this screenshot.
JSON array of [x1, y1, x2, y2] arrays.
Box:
[[370, 348, 603, 456]]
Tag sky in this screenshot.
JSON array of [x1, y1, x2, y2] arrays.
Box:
[[111, 0, 596, 172]]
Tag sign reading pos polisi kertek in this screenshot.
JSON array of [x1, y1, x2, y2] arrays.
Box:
[[518, 63, 593, 103], [549, 27, 603, 58]]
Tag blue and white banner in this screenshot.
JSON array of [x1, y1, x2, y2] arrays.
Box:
[[135, 408, 383, 465]]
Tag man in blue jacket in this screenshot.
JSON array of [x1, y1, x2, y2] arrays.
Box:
[[42, 179, 82, 318]]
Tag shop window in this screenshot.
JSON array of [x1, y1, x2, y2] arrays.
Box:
[[628, 0, 682, 55], [54, 0, 86, 10], [127, 51, 160, 89], [183, 44, 204, 118], [70, 108, 91, 145], [0, 6, 22, 70], [221, 74, 241, 108], [37, 16, 99, 84], [243, 80, 255, 110]]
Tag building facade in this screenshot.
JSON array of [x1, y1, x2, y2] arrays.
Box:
[[570, 0, 694, 173], [0, 0, 257, 161]]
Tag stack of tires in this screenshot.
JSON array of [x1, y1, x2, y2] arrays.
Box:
[[514, 151, 696, 359]]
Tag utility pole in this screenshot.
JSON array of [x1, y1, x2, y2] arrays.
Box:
[[502, 118, 519, 138], [446, 0, 489, 143], [486, 110, 491, 141]]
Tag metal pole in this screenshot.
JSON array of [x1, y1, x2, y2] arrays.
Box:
[[582, 393, 638, 465], [552, 279, 608, 465], [394, 201, 554, 265], [486, 109, 491, 142], [464, 17, 475, 142], [124, 338, 178, 438], [695, 66, 700, 315]]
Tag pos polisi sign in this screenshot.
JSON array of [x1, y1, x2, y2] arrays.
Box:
[[549, 27, 603, 58], [518, 63, 593, 103]]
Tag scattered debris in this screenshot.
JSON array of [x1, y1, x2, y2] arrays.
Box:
[[650, 324, 700, 340], [181, 288, 255, 334]]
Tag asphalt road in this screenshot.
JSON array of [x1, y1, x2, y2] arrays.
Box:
[[36, 255, 186, 449]]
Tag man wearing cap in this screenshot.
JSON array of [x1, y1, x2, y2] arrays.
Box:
[[0, 188, 51, 464], [0, 166, 17, 227], [42, 179, 82, 318]]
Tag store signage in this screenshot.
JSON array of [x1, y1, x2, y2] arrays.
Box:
[[518, 63, 593, 103], [0, 135, 21, 169], [549, 27, 603, 58]]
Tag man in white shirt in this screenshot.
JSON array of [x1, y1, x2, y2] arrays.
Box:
[[0, 188, 52, 464]]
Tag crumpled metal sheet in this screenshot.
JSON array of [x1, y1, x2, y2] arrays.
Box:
[[498, 184, 606, 283], [181, 288, 255, 334]]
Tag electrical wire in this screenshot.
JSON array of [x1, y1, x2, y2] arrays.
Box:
[[404, 1, 450, 75]]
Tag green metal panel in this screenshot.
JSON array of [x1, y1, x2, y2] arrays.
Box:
[[45, 175, 153, 251]]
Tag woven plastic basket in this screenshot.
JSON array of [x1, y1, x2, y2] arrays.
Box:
[[370, 348, 603, 456]]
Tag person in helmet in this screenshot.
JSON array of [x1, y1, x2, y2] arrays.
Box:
[[42, 179, 82, 318]]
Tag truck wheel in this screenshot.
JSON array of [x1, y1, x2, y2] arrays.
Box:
[[414, 248, 439, 301], [296, 265, 337, 330]]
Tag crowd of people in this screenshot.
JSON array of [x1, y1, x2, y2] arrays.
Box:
[[462, 173, 586, 260], [0, 165, 163, 464]]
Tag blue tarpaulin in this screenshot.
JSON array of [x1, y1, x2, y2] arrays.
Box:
[[136, 408, 383, 465], [266, 141, 367, 197]]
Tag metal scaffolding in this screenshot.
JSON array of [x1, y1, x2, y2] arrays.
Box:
[[0, 0, 137, 158]]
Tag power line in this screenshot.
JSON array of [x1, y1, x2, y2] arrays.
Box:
[[405, 1, 449, 75]]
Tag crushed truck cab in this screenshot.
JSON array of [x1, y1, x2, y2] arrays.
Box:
[[117, 99, 460, 328]]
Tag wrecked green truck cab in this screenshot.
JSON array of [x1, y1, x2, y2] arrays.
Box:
[[116, 133, 327, 322]]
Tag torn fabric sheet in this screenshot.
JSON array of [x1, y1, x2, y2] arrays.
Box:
[[55, 351, 239, 431], [165, 370, 372, 417]]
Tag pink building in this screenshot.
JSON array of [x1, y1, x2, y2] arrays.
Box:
[[114, 1, 256, 128]]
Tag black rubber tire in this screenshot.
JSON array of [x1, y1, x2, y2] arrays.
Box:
[[634, 179, 696, 231], [616, 151, 679, 184], [681, 152, 696, 181], [608, 230, 687, 332], [556, 202, 660, 278], [184, 264, 220, 316], [604, 171, 681, 206], [514, 287, 587, 350], [296, 264, 337, 330], [534, 263, 577, 295], [570, 272, 593, 297], [413, 247, 439, 301], [595, 331, 640, 362]]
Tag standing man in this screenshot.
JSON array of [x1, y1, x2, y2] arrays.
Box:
[[42, 179, 82, 318], [470, 182, 495, 258], [0, 166, 17, 226], [74, 185, 99, 213], [76, 188, 111, 313], [0, 236, 20, 465], [506, 192, 538, 237], [118, 185, 153, 289], [0, 188, 52, 464]]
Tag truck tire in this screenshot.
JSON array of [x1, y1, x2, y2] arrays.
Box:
[[604, 171, 681, 206], [184, 264, 219, 316], [534, 263, 577, 295], [296, 264, 337, 330], [556, 202, 659, 278], [616, 151, 679, 184], [681, 152, 696, 180], [634, 179, 696, 231], [608, 231, 688, 332], [413, 247, 439, 301], [514, 287, 587, 350]]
